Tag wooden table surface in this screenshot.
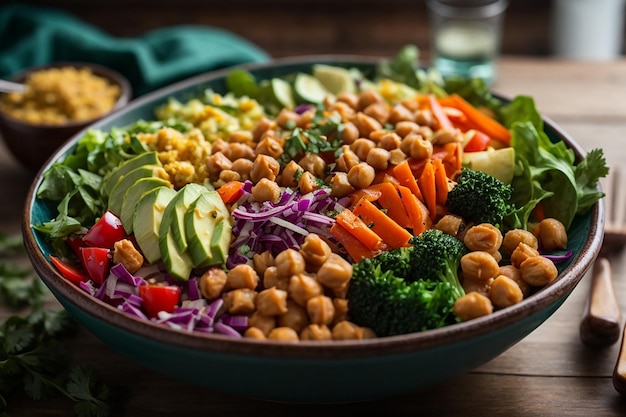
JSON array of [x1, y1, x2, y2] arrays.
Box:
[[2, 56, 626, 416]]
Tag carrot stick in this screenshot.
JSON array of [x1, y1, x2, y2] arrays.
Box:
[[217, 180, 245, 204], [428, 94, 454, 131], [449, 94, 511, 145], [330, 223, 378, 262], [352, 198, 412, 249], [418, 159, 437, 220], [393, 159, 424, 202], [347, 187, 382, 210], [432, 158, 450, 206], [335, 209, 385, 251], [375, 182, 412, 228], [396, 185, 428, 235]]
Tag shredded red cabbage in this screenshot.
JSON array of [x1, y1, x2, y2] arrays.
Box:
[[228, 181, 344, 268], [540, 249, 574, 263]]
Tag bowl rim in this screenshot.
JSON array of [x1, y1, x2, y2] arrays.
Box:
[[22, 54, 604, 358], [0, 61, 132, 129]]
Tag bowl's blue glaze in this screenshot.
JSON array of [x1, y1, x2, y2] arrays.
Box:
[[23, 56, 603, 403]]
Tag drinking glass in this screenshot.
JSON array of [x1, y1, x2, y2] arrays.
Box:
[[427, 0, 508, 85]]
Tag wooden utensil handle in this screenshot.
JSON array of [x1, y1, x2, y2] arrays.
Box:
[[579, 257, 622, 347], [613, 322, 626, 395]]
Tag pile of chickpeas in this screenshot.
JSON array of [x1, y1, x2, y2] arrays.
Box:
[[141, 84, 571, 339]]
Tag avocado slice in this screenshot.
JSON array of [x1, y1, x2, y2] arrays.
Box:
[[107, 165, 168, 216], [120, 177, 173, 234], [133, 186, 177, 264], [462, 147, 515, 184], [167, 183, 207, 253], [102, 151, 160, 196], [185, 191, 232, 268]]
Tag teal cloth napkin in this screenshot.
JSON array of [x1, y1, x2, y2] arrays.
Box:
[[0, 4, 270, 97]]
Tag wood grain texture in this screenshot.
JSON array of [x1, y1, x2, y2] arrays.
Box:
[[2, 57, 626, 416]]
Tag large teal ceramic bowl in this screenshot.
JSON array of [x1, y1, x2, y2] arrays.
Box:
[[22, 56, 603, 403]]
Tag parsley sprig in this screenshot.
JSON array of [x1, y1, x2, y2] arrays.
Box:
[[0, 233, 111, 417]]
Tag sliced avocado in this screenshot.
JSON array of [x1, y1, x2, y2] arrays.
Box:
[[167, 183, 207, 253], [463, 147, 515, 184], [107, 165, 166, 216], [102, 151, 160, 196], [209, 219, 232, 266], [185, 191, 232, 268], [133, 186, 177, 264], [312, 64, 356, 94], [120, 177, 172, 234], [270, 78, 295, 109]]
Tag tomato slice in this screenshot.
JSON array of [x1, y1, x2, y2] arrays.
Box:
[[80, 247, 111, 285], [139, 285, 181, 318], [464, 130, 491, 152], [50, 255, 89, 285], [66, 235, 87, 258], [82, 210, 128, 249]]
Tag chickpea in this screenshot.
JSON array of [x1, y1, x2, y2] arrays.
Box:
[[243, 327, 267, 340], [306, 295, 335, 325], [255, 135, 283, 159], [252, 117, 275, 141], [335, 146, 360, 173], [520, 256, 558, 286], [503, 229, 539, 255], [510, 242, 540, 268], [298, 153, 326, 178], [297, 108, 316, 129], [253, 250, 275, 277], [218, 169, 240, 184], [250, 154, 280, 183], [277, 300, 309, 332], [489, 275, 524, 308], [329, 100, 356, 121], [363, 102, 390, 125], [298, 171, 320, 194], [231, 158, 253, 181], [288, 273, 323, 307], [340, 121, 360, 145], [112, 239, 143, 273], [263, 266, 289, 291], [251, 178, 281, 203], [228, 130, 254, 145], [223, 288, 257, 315], [198, 267, 228, 300], [389, 148, 407, 165], [227, 264, 260, 290], [336, 91, 359, 109], [401, 134, 433, 160], [248, 312, 276, 336], [211, 138, 229, 156], [461, 251, 501, 283], [430, 128, 463, 145], [366, 147, 390, 170], [330, 172, 355, 198], [332, 298, 349, 325], [498, 264, 531, 297], [206, 151, 233, 181], [275, 108, 299, 128], [433, 214, 464, 237], [361, 327, 377, 339], [535, 218, 568, 251], [462, 276, 493, 297], [300, 233, 332, 269], [351, 112, 383, 138], [279, 160, 302, 188], [489, 250, 503, 263], [256, 287, 288, 316], [350, 138, 376, 161], [388, 103, 415, 124], [394, 121, 421, 138], [378, 132, 402, 151], [332, 320, 364, 340], [357, 89, 384, 110], [347, 163, 375, 189], [228, 142, 256, 161], [275, 249, 306, 279], [300, 324, 333, 341], [267, 326, 299, 342], [368, 129, 389, 142], [414, 109, 434, 127], [463, 223, 503, 253], [316, 253, 353, 289], [453, 291, 494, 321]]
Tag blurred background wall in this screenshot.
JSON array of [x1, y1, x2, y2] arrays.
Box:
[[3, 0, 625, 59]]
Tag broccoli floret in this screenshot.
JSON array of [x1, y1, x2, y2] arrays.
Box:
[[347, 257, 460, 337], [346, 229, 467, 337], [408, 229, 467, 299], [446, 167, 514, 226]]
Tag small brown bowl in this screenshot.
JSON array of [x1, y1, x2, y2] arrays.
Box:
[[0, 62, 132, 172]]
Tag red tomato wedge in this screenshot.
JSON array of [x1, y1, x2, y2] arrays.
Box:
[[82, 210, 128, 249], [80, 247, 110, 285], [50, 255, 89, 285], [139, 285, 181, 318]]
